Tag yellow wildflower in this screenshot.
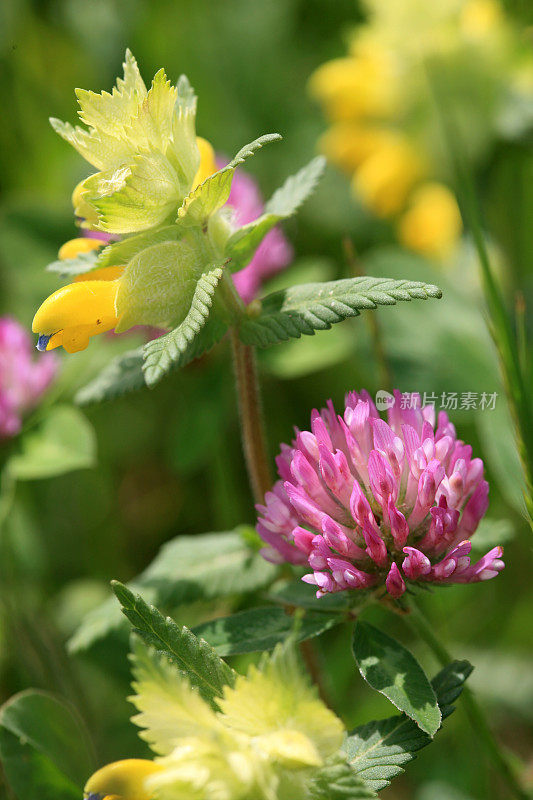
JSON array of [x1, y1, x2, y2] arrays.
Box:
[[398, 182, 463, 258]]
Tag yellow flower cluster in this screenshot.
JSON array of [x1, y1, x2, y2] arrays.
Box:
[[309, 0, 532, 260]]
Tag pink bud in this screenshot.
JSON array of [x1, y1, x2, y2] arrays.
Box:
[[402, 547, 431, 579], [385, 562, 406, 598]]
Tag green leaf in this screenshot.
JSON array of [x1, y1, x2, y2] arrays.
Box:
[[142, 266, 224, 386], [8, 406, 96, 480], [267, 579, 352, 613], [177, 133, 281, 226], [310, 755, 377, 800], [112, 582, 236, 708], [97, 224, 183, 268], [68, 528, 277, 653], [239, 277, 442, 347], [226, 157, 325, 269], [192, 606, 342, 656], [46, 250, 99, 277], [344, 661, 473, 793], [75, 347, 146, 404], [352, 621, 441, 737], [0, 689, 94, 800]]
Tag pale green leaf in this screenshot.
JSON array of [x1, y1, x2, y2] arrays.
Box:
[[130, 639, 221, 756], [168, 74, 200, 192], [177, 133, 281, 226], [115, 235, 211, 332], [93, 150, 180, 234], [97, 224, 183, 268], [68, 528, 277, 653], [112, 582, 236, 708], [345, 661, 472, 793], [239, 277, 442, 347], [49, 118, 131, 172], [0, 690, 94, 800], [226, 157, 325, 269], [352, 621, 441, 737], [46, 250, 99, 277], [142, 266, 224, 386], [124, 68, 177, 153], [8, 406, 96, 480], [192, 607, 342, 656]]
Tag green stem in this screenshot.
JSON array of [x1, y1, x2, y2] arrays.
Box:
[[230, 329, 273, 504], [408, 602, 529, 800]]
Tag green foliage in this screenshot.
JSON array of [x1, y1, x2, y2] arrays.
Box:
[[112, 582, 236, 708], [46, 250, 99, 277], [97, 224, 183, 268], [75, 347, 146, 404], [68, 529, 277, 653], [352, 621, 441, 737], [177, 133, 281, 226], [310, 755, 377, 800], [7, 406, 96, 480], [192, 606, 343, 656], [345, 661, 473, 793], [142, 266, 225, 386], [0, 690, 94, 800], [239, 277, 442, 347], [227, 157, 326, 269]]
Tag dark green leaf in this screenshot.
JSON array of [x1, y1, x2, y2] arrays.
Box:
[[239, 277, 442, 347], [75, 347, 146, 404], [112, 582, 235, 708], [352, 621, 441, 736], [345, 661, 473, 792], [0, 690, 94, 800], [193, 606, 342, 656], [68, 528, 277, 653]]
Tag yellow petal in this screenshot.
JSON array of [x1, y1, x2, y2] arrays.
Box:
[[74, 265, 125, 283], [84, 759, 163, 800], [192, 137, 217, 189], [58, 237, 107, 260], [398, 182, 463, 259], [32, 280, 120, 353]]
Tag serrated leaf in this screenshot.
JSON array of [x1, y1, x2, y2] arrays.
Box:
[[352, 621, 441, 737], [177, 133, 281, 226], [345, 661, 473, 793], [142, 266, 224, 386], [310, 755, 377, 800], [46, 249, 100, 277], [168, 74, 200, 191], [192, 606, 342, 656], [68, 529, 277, 653], [93, 150, 180, 234], [0, 690, 94, 800], [112, 582, 236, 708], [75, 347, 146, 404], [7, 406, 96, 480], [239, 277, 442, 347], [226, 157, 325, 270]]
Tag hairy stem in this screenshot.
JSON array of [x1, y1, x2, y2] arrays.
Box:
[[408, 602, 529, 800], [230, 330, 272, 504]]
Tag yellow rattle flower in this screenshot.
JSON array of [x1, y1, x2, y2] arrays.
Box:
[[398, 182, 463, 259]]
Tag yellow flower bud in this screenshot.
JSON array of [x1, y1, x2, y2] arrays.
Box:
[[353, 135, 425, 218], [84, 758, 163, 800], [319, 124, 395, 173], [397, 182, 463, 259], [58, 237, 107, 261], [192, 136, 217, 189], [32, 280, 120, 353]]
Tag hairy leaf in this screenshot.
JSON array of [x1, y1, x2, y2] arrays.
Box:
[[142, 266, 224, 386], [310, 755, 377, 799], [192, 606, 342, 656], [112, 582, 236, 708], [68, 529, 277, 653], [97, 224, 183, 268], [352, 621, 441, 737], [177, 133, 281, 226], [239, 277, 442, 347], [345, 661, 473, 792], [46, 250, 100, 277], [75, 347, 146, 404], [226, 157, 325, 269]]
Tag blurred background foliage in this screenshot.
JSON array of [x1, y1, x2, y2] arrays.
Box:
[[0, 1, 532, 798]]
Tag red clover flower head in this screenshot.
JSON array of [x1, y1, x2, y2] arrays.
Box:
[[257, 390, 504, 599]]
